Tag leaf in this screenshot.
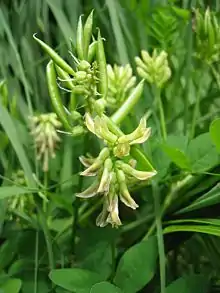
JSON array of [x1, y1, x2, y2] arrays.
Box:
[[0, 278, 22, 293], [176, 183, 220, 214], [166, 275, 209, 293], [49, 269, 104, 293], [187, 133, 219, 173], [162, 135, 190, 169], [113, 236, 157, 293], [90, 282, 122, 293], [210, 118, 220, 152], [0, 186, 33, 200], [76, 227, 118, 280], [162, 145, 190, 169], [164, 224, 220, 237], [0, 102, 35, 188]]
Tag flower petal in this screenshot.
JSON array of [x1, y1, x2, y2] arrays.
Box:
[[116, 161, 157, 181], [76, 181, 99, 198], [80, 148, 109, 176], [97, 158, 113, 193]]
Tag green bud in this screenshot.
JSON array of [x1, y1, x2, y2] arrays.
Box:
[[71, 110, 82, 121], [72, 125, 85, 137], [78, 60, 91, 71], [75, 71, 87, 82]]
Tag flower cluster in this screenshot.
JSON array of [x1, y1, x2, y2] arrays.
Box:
[[30, 113, 61, 172], [106, 64, 136, 109], [194, 8, 220, 64], [8, 170, 34, 220], [135, 49, 171, 88], [76, 113, 157, 227]]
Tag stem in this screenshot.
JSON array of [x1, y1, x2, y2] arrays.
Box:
[[153, 86, 167, 141], [184, 17, 193, 135], [152, 181, 166, 293], [110, 240, 116, 281], [210, 64, 220, 90], [37, 204, 55, 270], [34, 230, 39, 293], [190, 67, 204, 140], [111, 80, 144, 124]]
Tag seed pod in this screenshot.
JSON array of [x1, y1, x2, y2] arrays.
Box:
[[55, 65, 75, 90], [88, 41, 97, 63], [76, 15, 84, 60], [34, 34, 75, 76], [46, 60, 72, 131], [97, 30, 108, 99], [83, 10, 94, 60]]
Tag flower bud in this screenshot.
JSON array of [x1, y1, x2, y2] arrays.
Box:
[[116, 169, 138, 210], [116, 161, 157, 180], [113, 142, 130, 158], [75, 71, 87, 82], [72, 125, 86, 137], [97, 158, 113, 193], [80, 147, 110, 176], [78, 60, 91, 71], [76, 181, 99, 198], [96, 199, 109, 227]]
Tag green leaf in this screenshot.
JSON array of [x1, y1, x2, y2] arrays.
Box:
[[0, 278, 22, 293], [162, 145, 190, 169], [164, 224, 220, 237], [0, 131, 8, 151], [166, 275, 209, 293], [113, 236, 157, 293], [76, 227, 118, 280], [187, 133, 219, 173], [176, 184, 220, 214], [90, 282, 122, 293], [210, 118, 220, 152], [49, 269, 104, 293], [162, 135, 190, 169], [0, 186, 34, 200], [0, 103, 35, 188]]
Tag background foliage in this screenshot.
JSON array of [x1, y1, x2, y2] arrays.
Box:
[[1, 0, 220, 292]]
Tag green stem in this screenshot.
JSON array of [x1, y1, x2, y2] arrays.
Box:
[[184, 17, 193, 135], [190, 67, 204, 140], [37, 204, 55, 270], [152, 181, 166, 293], [210, 64, 220, 90], [153, 86, 167, 141], [34, 230, 39, 293], [111, 80, 144, 124]]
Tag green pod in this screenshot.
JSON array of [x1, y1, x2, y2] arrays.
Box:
[[69, 92, 76, 112], [97, 30, 108, 99], [34, 34, 75, 76], [55, 65, 75, 90], [76, 15, 84, 60], [88, 41, 97, 63], [83, 10, 94, 60], [46, 60, 72, 131]]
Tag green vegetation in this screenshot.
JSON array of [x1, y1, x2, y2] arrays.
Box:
[[1, 1, 220, 292]]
